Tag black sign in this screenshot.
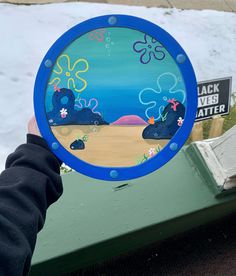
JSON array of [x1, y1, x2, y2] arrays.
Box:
[[195, 77, 232, 121]]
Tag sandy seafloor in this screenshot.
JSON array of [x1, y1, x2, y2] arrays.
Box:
[[52, 125, 169, 167]]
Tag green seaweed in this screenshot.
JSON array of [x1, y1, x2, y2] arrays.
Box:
[[161, 112, 168, 122], [82, 135, 89, 142]]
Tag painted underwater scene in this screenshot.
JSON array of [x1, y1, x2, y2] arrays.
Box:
[[45, 27, 186, 167]]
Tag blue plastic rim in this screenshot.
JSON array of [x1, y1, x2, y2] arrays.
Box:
[[34, 14, 197, 181]]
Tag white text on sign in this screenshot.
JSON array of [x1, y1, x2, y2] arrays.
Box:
[[196, 77, 231, 122]]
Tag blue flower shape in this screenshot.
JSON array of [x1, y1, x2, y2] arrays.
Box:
[[139, 72, 186, 121], [133, 34, 165, 64]]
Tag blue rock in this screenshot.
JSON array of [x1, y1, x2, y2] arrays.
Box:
[[70, 139, 85, 150], [142, 101, 185, 139], [47, 88, 108, 126]]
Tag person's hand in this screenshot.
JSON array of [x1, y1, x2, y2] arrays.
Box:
[[28, 116, 41, 137]]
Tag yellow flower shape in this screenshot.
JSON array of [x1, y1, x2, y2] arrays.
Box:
[[49, 54, 89, 93]]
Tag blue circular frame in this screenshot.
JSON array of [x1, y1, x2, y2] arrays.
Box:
[[34, 14, 197, 181]]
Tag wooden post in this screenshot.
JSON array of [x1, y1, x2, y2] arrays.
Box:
[[191, 121, 203, 142], [209, 116, 225, 139]]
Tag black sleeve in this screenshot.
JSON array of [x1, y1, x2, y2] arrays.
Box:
[[0, 134, 63, 276]]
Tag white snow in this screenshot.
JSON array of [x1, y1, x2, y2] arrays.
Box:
[[0, 2, 235, 172]]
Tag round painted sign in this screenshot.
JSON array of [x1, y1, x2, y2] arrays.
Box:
[[34, 15, 197, 181]]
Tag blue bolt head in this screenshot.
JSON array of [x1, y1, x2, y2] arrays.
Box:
[[176, 54, 186, 64], [44, 59, 53, 68], [108, 16, 117, 25], [170, 142, 178, 151], [110, 170, 118, 179], [52, 142, 59, 150]]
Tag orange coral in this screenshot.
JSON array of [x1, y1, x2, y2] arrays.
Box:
[[148, 116, 155, 125]]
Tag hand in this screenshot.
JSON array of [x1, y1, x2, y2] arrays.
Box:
[[28, 116, 41, 137]]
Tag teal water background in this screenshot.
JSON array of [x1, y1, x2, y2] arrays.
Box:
[[45, 27, 186, 123]]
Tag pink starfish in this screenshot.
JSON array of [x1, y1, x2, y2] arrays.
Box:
[[167, 98, 179, 111], [53, 84, 60, 92]]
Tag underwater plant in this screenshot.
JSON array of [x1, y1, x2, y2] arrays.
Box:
[[88, 29, 106, 42], [81, 135, 89, 142], [168, 98, 179, 111], [136, 145, 162, 165], [148, 148, 156, 157], [148, 116, 155, 125], [161, 112, 168, 122]]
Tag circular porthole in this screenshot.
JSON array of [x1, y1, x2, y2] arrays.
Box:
[[34, 15, 197, 181]]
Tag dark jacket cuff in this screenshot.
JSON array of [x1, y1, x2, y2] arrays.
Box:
[[26, 134, 62, 166]]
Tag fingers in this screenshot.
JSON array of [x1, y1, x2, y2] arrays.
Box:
[[28, 116, 41, 137]]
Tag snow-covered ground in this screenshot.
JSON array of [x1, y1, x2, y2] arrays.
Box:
[[0, 2, 235, 172]]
